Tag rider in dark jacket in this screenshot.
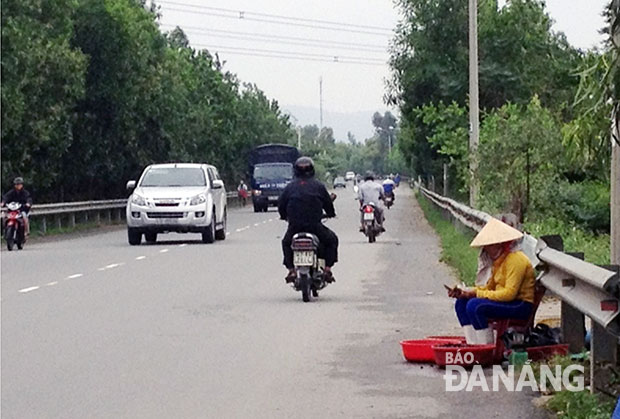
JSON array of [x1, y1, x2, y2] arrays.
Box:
[[1, 177, 32, 209], [279, 157, 339, 283]]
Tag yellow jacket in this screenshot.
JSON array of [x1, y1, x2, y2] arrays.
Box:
[[476, 251, 535, 303]]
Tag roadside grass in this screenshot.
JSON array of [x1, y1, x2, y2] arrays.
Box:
[[416, 192, 478, 286], [530, 354, 616, 418], [524, 218, 610, 265], [546, 389, 614, 419]]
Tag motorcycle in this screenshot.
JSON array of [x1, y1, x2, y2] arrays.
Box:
[[289, 194, 337, 302], [291, 233, 328, 302], [361, 202, 383, 243], [384, 193, 394, 209], [4, 202, 26, 251]]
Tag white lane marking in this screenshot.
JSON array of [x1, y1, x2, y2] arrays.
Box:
[[105, 263, 121, 269], [160, 249, 169, 253], [97, 268, 106, 271], [46, 281, 59, 287], [268, 219, 274, 222], [226, 232, 231, 236], [136, 256, 146, 260], [235, 226, 250, 233], [19, 286, 39, 293], [262, 220, 267, 224], [67, 273, 83, 279], [254, 223, 260, 227], [179, 244, 187, 247]]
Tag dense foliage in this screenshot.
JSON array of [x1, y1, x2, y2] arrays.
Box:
[[388, 0, 615, 233], [1, 0, 292, 201]]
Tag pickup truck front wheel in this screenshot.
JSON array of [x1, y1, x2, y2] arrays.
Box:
[[202, 214, 216, 244], [128, 228, 142, 245]]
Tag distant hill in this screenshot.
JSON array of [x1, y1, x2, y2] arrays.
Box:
[[282, 105, 395, 143]]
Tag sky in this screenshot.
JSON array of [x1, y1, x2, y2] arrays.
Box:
[[155, 0, 609, 140]]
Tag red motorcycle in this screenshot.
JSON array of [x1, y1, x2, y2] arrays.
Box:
[[4, 202, 26, 251]]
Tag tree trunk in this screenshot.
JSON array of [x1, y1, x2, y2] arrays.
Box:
[[612, 104, 620, 265]]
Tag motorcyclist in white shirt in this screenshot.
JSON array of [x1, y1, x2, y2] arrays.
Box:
[[357, 171, 385, 232]]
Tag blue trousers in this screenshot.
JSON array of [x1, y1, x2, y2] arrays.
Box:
[[455, 298, 533, 330]]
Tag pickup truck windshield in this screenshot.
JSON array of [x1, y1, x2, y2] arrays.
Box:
[[254, 164, 293, 182], [141, 168, 206, 187]]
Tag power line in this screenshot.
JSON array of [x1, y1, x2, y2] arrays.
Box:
[[157, 1, 393, 32], [159, 5, 392, 36], [160, 24, 388, 52], [195, 48, 386, 66], [191, 43, 386, 63]]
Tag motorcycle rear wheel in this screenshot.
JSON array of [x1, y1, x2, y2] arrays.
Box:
[[300, 275, 311, 302]]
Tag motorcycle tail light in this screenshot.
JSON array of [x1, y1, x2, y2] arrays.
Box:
[[363, 206, 374, 213]]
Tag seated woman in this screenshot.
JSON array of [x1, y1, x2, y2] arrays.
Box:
[[447, 218, 536, 345]]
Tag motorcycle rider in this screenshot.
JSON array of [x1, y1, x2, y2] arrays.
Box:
[[382, 177, 396, 203], [358, 171, 385, 232], [279, 157, 339, 283], [1, 177, 33, 235]]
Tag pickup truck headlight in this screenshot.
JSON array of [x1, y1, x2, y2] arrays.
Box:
[[190, 194, 207, 206], [132, 194, 147, 207], [252, 189, 262, 196]]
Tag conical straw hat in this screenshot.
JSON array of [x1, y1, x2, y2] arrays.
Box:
[[470, 217, 523, 248]]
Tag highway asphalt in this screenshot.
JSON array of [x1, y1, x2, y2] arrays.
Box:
[[1, 185, 546, 418]]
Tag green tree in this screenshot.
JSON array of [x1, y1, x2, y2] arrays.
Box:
[[1, 0, 86, 198]]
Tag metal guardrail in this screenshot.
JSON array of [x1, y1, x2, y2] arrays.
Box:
[[1, 192, 242, 233], [417, 182, 619, 392]]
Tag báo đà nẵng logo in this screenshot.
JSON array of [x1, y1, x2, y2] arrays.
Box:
[[443, 353, 584, 392]]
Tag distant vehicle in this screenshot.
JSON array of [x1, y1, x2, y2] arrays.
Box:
[[333, 176, 346, 189], [249, 144, 300, 213], [345, 171, 355, 181], [125, 163, 227, 245]]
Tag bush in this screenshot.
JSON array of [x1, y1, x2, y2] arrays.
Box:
[[524, 217, 610, 265], [546, 390, 614, 419], [554, 180, 610, 233]]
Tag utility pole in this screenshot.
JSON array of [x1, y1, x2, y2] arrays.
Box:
[[612, 106, 619, 265], [319, 76, 324, 130], [468, 0, 480, 208]]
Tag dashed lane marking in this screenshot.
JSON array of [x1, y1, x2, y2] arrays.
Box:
[[46, 282, 58, 287], [19, 286, 39, 293], [179, 244, 187, 247], [66, 273, 83, 279], [136, 256, 146, 260], [159, 249, 169, 253]]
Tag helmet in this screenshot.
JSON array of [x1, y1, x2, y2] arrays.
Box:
[[364, 171, 375, 181], [294, 157, 315, 178], [13, 177, 24, 185]]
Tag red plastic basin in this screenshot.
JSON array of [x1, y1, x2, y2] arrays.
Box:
[[400, 338, 463, 363], [432, 343, 496, 367], [526, 344, 569, 362], [426, 335, 466, 343]]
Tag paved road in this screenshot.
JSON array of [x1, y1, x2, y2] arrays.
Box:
[[1, 186, 546, 418]]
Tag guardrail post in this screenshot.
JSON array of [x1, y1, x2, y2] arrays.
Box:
[[40, 216, 47, 235], [590, 321, 618, 394], [84, 210, 89, 223], [69, 213, 76, 228], [115, 209, 122, 222], [56, 215, 62, 230], [95, 210, 101, 225], [106, 209, 112, 224], [563, 252, 587, 353]]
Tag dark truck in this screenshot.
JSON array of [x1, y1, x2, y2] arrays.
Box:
[[249, 144, 300, 212]]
